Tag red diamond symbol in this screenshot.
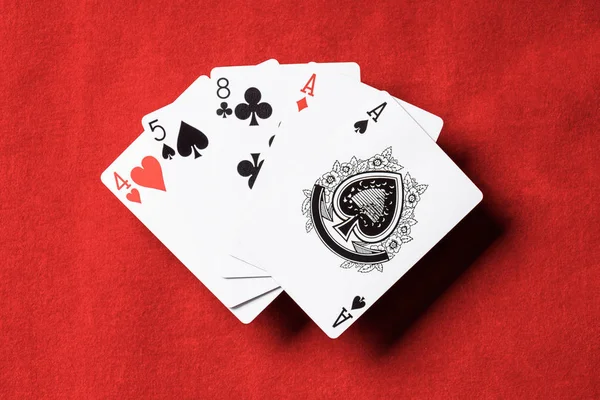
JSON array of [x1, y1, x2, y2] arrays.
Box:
[[296, 97, 308, 111]]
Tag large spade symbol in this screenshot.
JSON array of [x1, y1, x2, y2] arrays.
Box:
[[332, 172, 403, 243], [176, 121, 209, 159]]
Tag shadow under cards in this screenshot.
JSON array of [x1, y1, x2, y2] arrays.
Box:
[[258, 290, 311, 342], [354, 202, 502, 353], [260, 203, 501, 345], [256, 136, 503, 346], [351, 136, 504, 352]]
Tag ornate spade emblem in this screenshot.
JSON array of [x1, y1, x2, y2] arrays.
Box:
[[332, 172, 403, 243], [301, 147, 428, 274]]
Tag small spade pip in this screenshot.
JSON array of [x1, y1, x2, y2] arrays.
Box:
[[162, 144, 175, 160], [354, 119, 368, 134]]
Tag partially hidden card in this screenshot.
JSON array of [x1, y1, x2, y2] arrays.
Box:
[[207, 60, 363, 278]]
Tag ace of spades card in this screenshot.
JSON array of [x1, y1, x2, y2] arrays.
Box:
[[226, 76, 482, 337]]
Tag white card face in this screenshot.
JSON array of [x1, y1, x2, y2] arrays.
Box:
[[394, 98, 443, 141], [208, 61, 363, 278], [227, 76, 482, 338], [99, 128, 284, 306], [138, 68, 285, 295], [221, 100, 443, 279]]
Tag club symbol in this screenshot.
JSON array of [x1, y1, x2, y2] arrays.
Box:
[[237, 153, 264, 189], [216, 102, 232, 118], [235, 87, 272, 126]]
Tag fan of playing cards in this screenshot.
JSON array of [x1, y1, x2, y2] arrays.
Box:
[[102, 60, 482, 338]]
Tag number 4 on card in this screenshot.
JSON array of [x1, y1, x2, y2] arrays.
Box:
[[114, 172, 141, 204]]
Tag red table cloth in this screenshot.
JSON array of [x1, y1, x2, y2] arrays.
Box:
[[1, 1, 598, 398]]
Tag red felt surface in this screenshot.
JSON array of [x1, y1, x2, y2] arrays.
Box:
[[1, 1, 598, 398]]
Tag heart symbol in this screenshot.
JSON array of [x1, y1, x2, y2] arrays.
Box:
[[130, 156, 166, 191], [351, 296, 366, 310], [353, 119, 368, 134], [126, 188, 141, 204]]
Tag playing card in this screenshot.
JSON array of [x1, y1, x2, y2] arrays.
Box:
[[208, 61, 363, 278], [221, 99, 444, 278], [226, 76, 482, 337], [100, 125, 282, 323]]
